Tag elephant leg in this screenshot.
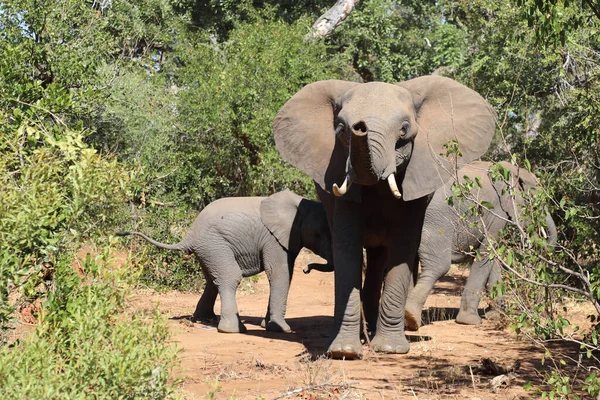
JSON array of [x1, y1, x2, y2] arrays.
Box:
[[405, 238, 452, 331], [192, 266, 218, 322], [484, 261, 505, 320], [327, 199, 364, 360], [261, 248, 293, 333], [487, 261, 501, 287], [204, 252, 246, 333], [456, 241, 494, 325], [371, 201, 426, 354], [371, 260, 413, 354], [216, 276, 246, 333], [362, 247, 387, 334]]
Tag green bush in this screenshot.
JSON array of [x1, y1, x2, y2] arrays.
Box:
[[172, 10, 345, 204], [331, 0, 467, 82], [0, 251, 179, 399], [0, 102, 129, 328]]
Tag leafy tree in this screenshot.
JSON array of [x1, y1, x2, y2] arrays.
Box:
[[330, 0, 468, 82], [170, 10, 346, 205]]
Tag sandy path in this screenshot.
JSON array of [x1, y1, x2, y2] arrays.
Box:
[[133, 251, 543, 399]]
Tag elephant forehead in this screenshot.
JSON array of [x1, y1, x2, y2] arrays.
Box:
[[341, 82, 414, 115]]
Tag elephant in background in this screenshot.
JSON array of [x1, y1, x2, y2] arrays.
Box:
[[273, 75, 496, 358], [404, 161, 558, 330], [118, 190, 333, 334]]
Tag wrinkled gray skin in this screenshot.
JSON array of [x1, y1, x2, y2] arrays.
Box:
[[405, 161, 557, 329], [273, 76, 496, 358], [118, 190, 333, 334]]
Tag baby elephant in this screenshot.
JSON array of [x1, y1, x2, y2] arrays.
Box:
[[404, 161, 557, 330], [118, 190, 332, 334]]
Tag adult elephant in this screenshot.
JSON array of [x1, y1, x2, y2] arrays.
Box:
[[273, 76, 496, 359], [404, 161, 558, 330]]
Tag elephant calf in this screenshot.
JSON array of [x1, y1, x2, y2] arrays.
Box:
[[404, 161, 557, 330], [118, 190, 333, 334]]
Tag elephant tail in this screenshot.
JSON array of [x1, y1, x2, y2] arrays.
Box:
[[545, 213, 558, 248], [117, 231, 189, 252]]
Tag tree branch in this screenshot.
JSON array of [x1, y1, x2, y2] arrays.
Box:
[[584, 0, 600, 21], [306, 0, 359, 40]]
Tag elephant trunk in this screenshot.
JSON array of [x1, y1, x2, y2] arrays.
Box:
[[349, 127, 378, 186], [333, 119, 402, 199], [349, 120, 397, 186]]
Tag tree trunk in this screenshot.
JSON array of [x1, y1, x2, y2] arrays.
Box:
[[307, 0, 359, 40]]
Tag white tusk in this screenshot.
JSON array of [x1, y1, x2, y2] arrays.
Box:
[[540, 226, 547, 239], [387, 174, 402, 199], [333, 175, 352, 196]]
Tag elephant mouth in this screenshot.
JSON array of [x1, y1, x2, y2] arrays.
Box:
[[333, 172, 402, 199]]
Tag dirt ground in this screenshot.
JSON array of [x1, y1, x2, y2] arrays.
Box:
[[132, 251, 553, 400]]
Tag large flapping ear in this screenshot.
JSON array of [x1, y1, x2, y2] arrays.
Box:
[[260, 190, 303, 253], [397, 76, 497, 201], [273, 80, 360, 194]]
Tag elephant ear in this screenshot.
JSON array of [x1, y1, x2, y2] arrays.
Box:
[[273, 80, 361, 194], [516, 167, 539, 191], [498, 161, 539, 191], [398, 76, 497, 201], [260, 190, 303, 253]]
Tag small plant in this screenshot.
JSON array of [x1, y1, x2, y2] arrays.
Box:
[[206, 377, 222, 400]]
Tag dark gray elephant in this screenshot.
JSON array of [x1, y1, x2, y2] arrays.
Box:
[[403, 161, 558, 329], [273, 75, 496, 358], [118, 190, 332, 334]]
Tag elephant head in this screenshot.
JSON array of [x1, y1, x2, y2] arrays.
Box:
[[273, 76, 497, 201], [260, 190, 333, 266], [496, 162, 558, 246]]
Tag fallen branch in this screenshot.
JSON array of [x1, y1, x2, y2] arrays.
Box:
[[272, 381, 362, 400], [148, 200, 175, 207]]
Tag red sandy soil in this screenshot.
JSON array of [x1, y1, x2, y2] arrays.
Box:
[[131, 250, 566, 400]]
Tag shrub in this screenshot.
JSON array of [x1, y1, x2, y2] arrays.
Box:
[[0, 250, 180, 399], [0, 100, 129, 329]]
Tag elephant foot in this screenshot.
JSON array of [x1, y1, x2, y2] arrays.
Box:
[[217, 317, 247, 333], [370, 332, 410, 354], [455, 310, 482, 325], [327, 337, 363, 360], [261, 318, 292, 333], [191, 311, 217, 323], [404, 304, 422, 331]]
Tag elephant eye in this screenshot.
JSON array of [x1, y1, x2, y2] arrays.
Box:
[[335, 122, 349, 147], [400, 121, 410, 137]]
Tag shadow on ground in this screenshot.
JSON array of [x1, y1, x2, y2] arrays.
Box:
[[169, 313, 435, 358]]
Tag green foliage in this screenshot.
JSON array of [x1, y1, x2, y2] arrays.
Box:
[[174, 0, 332, 38], [515, 0, 599, 46], [332, 0, 468, 82], [0, 251, 179, 399], [127, 205, 206, 291], [448, 157, 599, 397], [171, 11, 343, 204], [0, 97, 129, 329], [118, 10, 346, 287]]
